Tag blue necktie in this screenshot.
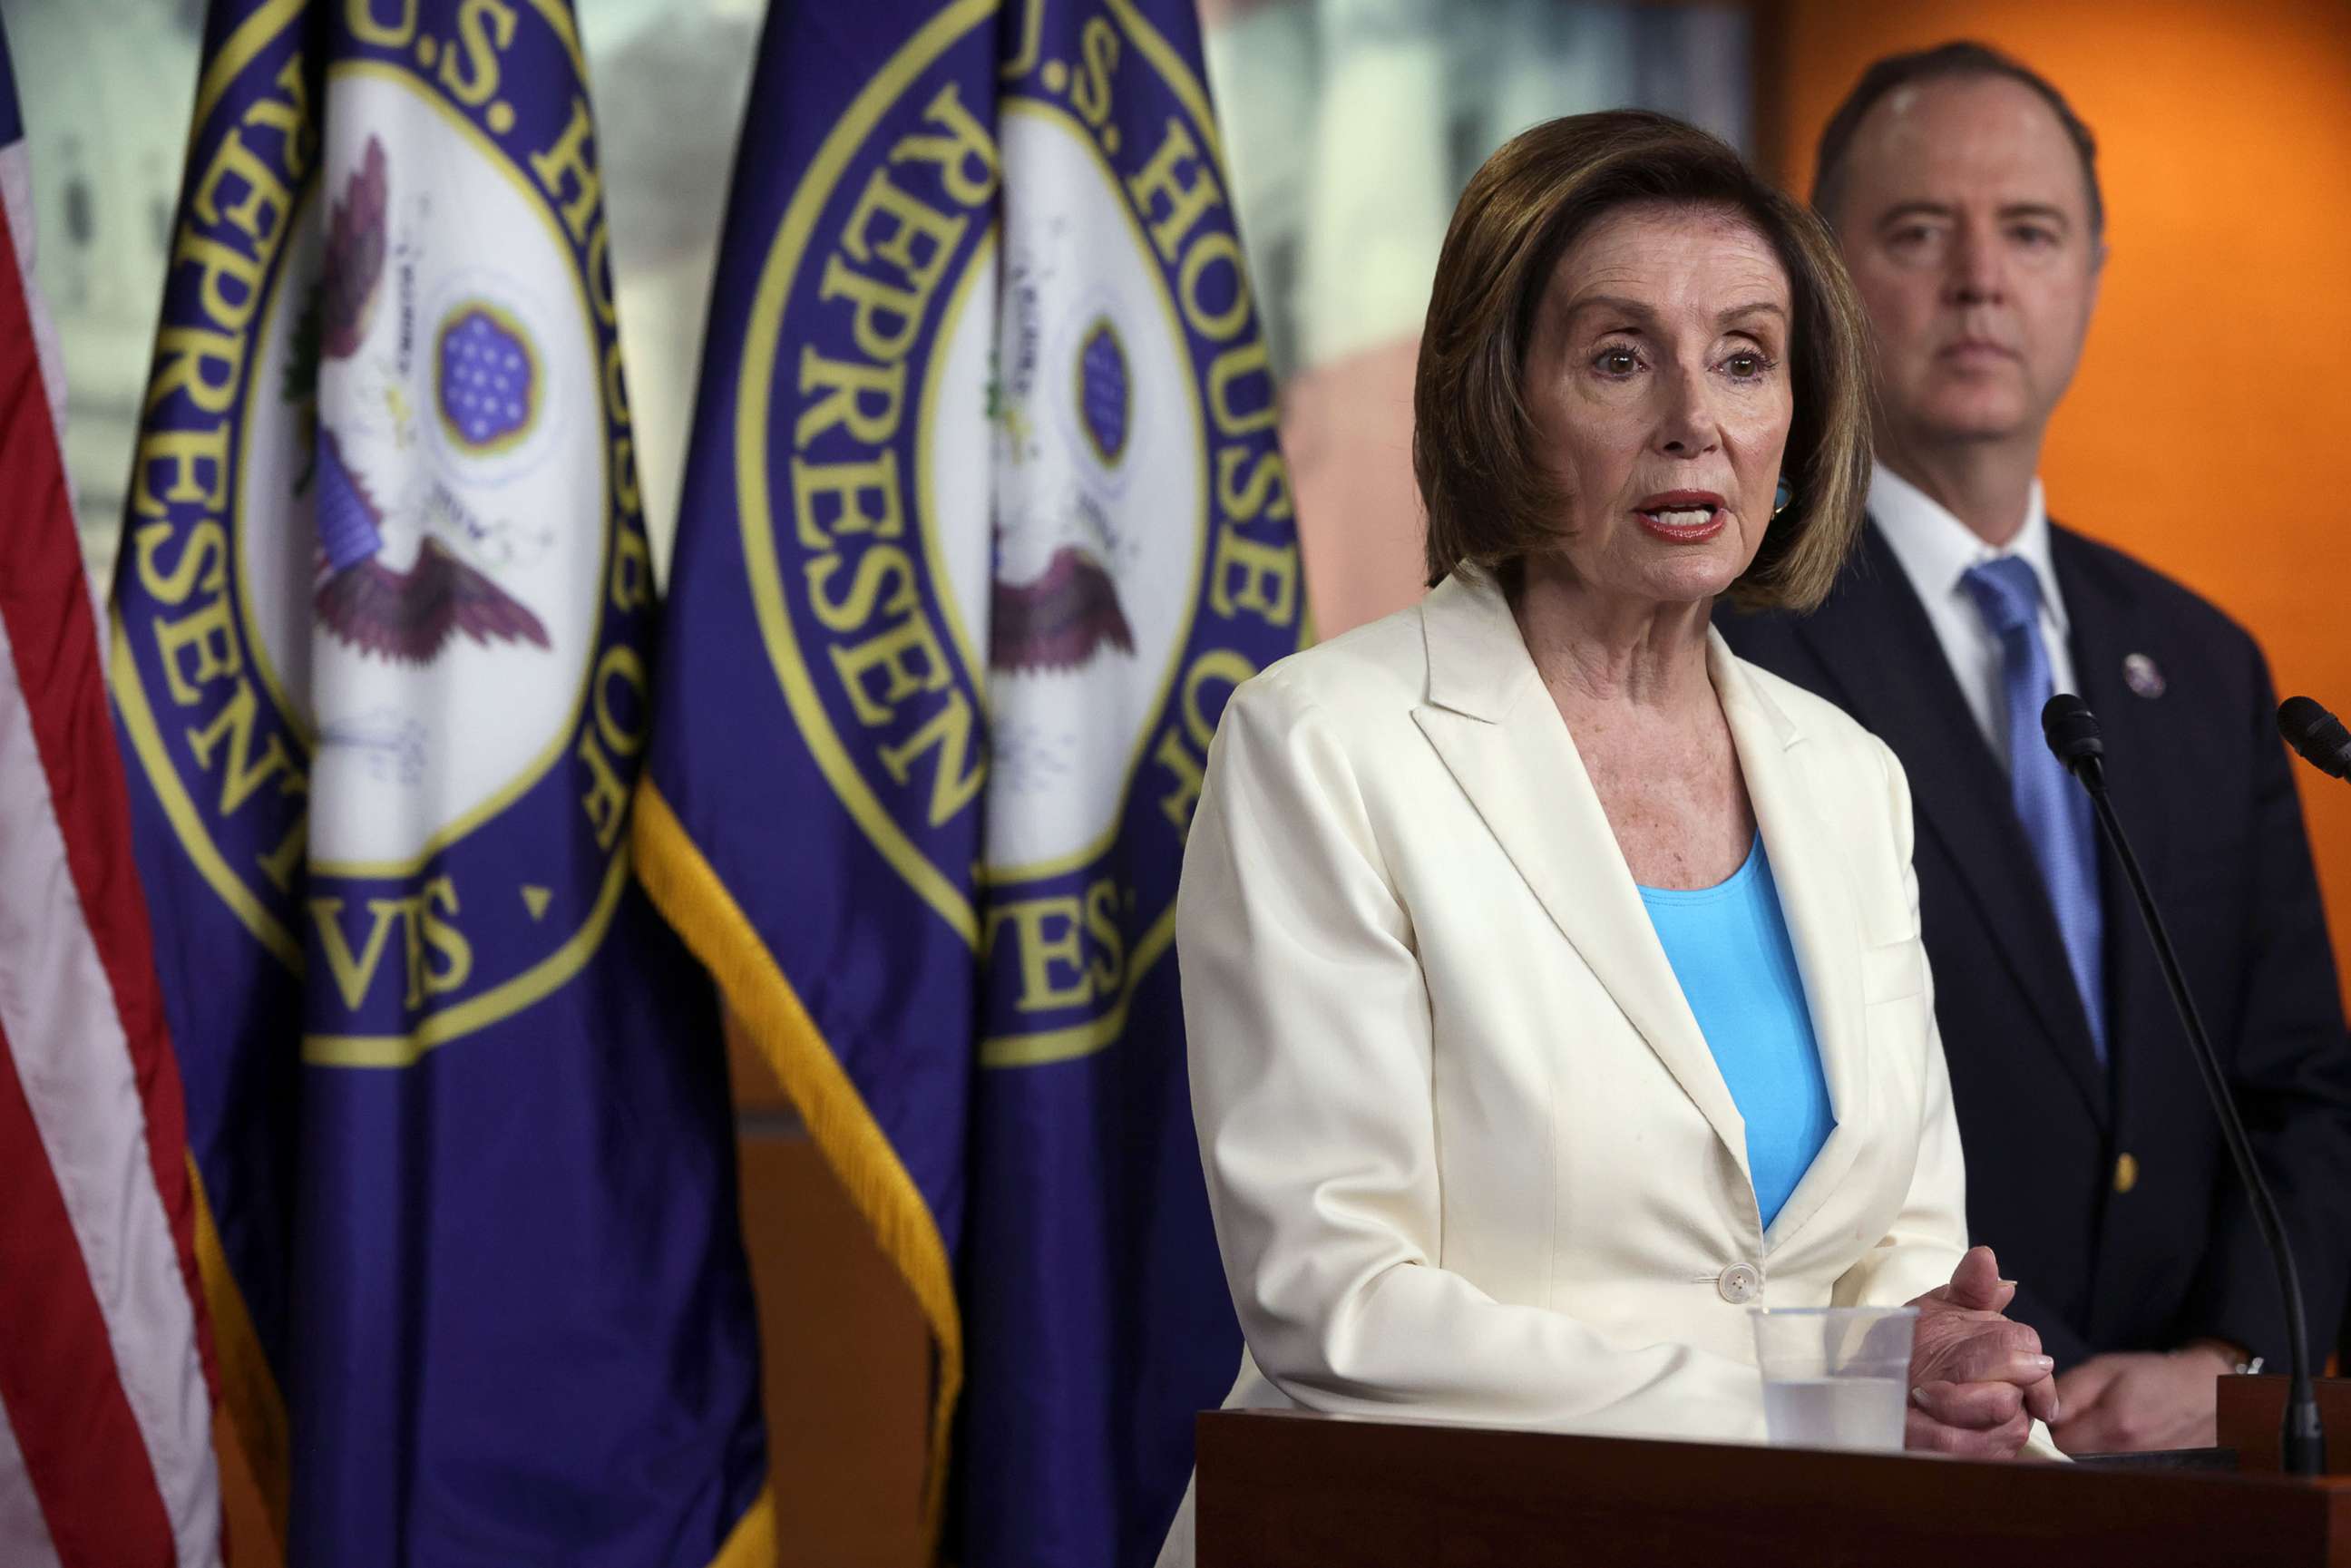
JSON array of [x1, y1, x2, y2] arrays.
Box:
[[1961, 557, 2107, 1060]]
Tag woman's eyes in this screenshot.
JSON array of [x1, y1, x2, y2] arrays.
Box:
[[1587, 345, 1775, 380]]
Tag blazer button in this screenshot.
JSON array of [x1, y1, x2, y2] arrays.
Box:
[[2114, 1153, 2139, 1194], [1717, 1262, 1762, 1304]]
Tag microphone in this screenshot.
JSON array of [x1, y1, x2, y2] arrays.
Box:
[[2040, 694, 2326, 1476], [2278, 696, 2351, 780]]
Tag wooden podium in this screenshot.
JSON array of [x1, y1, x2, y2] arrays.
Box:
[[1195, 1380, 2351, 1567]]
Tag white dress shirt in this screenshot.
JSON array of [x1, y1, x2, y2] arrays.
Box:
[[1868, 465, 2077, 773]]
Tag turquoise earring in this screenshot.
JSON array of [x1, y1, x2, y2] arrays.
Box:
[[1772, 476, 1793, 515]]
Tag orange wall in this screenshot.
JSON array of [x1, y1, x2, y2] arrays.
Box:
[[1771, 0, 2351, 1007]]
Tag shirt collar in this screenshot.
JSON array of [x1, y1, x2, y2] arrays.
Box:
[[1868, 463, 2068, 637]]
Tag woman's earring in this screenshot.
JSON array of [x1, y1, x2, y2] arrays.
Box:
[[1772, 476, 1793, 516]]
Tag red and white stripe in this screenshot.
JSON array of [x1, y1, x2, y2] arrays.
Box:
[[0, 113, 223, 1568]]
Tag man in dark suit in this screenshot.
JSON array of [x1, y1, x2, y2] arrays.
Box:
[[1721, 41, 2351, 1453]]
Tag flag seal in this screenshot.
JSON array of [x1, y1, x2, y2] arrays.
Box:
[[738, 0, 1306, 1073], [113, 3, 657, 1068]]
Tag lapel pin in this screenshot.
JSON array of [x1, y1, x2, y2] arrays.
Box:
[[2122, 652, 2165, 699]]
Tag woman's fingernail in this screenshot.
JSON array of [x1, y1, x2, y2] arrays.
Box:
[[1997, 1278, 2018, 1290], [2031, 1356, 2055, 1372], [2050, 1398, 2062, 1423], [1911, 1387, 1929, 1407]]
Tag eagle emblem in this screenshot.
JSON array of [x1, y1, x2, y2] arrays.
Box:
[[985, 287, 1136, 675], [307, 133, 551, 665]]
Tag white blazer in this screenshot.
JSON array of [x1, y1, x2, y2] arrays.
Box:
[[1157, 570, 2046, 1566]]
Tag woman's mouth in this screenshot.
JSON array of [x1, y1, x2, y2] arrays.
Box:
[[1634, 492, 1728, 542]]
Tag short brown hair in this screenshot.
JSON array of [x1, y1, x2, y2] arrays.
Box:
[[1414, 110, 1872, 613], [1812, 41, 2102, 239]]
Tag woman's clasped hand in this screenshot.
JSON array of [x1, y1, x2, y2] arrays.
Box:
[[1905, 1245, 2061, 1456]]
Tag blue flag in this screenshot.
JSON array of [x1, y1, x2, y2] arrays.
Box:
[[110, 3, 771, 1562], [636, 1, 1306, 1562]]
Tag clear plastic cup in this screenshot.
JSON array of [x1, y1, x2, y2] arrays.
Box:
[[1749, 1305, 1917, 1453]]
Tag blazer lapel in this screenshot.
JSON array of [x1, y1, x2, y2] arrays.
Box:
[[1712, 644, 1871, 1251], [1780, 522, 2112, 1124], [1410, 574, 1751, 1179]]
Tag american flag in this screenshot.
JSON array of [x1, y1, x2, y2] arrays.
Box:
[[0, 14, 224, 1565]]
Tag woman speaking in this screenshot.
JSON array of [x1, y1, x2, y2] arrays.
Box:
[[1160, 110, 2058, 1564]]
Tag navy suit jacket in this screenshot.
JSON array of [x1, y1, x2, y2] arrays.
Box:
[[1719, 519, 2351, 1369]]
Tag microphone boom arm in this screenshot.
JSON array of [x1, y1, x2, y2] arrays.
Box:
[[2055, 725, 2327, 1476]]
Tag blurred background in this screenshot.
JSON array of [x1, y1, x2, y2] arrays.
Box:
[[6, 0, 2349, 1562]]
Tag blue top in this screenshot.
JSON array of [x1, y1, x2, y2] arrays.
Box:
[[1638, 837, 1834, 1230]]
